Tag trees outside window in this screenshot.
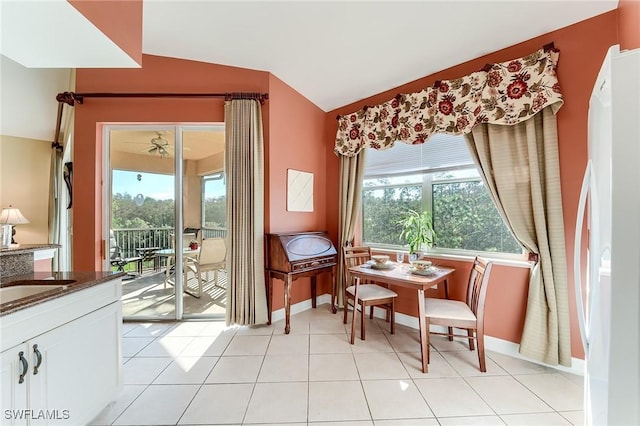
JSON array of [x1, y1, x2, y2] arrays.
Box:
[[361, 135, 522, 257], [202, 172, 226, 229]]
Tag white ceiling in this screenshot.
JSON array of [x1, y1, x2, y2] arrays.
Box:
[[0, 0, 619, 141], [141, 0, 618, 111]]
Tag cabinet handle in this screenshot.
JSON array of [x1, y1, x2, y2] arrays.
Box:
[[18, 351, 28, 384], [33, 344, 42, 375]]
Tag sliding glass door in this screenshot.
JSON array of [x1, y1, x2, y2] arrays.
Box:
[[105, 124, 226, 321]]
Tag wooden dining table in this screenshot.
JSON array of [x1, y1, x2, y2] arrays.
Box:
[[348, 262, 455, 373]]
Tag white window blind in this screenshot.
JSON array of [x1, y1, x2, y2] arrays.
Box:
[[364, 134, 474, 178]]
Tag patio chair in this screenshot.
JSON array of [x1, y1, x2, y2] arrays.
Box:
[[109, 230, 142, 280], [185, 238, 226, 298]]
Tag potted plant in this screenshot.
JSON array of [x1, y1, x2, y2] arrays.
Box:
[[189, 239, 199, 250], [398, 209, 435, 258]]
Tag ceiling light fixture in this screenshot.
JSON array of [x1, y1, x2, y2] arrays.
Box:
[[148, 133, 170, 158]]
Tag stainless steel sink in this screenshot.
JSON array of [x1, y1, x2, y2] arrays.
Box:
[[0, 280, 76, 304]]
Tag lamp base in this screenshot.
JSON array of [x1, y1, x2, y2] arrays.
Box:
[[11, 227, 16, 244]]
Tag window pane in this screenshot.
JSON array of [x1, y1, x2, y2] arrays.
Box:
[[432, 180, 522, 253], [362, 185, 421, 246], [203, 175, 226, 228], [112, 170, 175, 229]]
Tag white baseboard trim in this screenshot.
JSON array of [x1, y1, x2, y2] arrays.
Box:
[[274, 300, 585, 376], [270, 294, 332, 323]]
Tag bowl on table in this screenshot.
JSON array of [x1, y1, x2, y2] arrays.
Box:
[[371, 255, 390, 265], [410, 259, 432, 271]]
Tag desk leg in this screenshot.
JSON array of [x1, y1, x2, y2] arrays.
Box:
[[330, 267, 337, 314], [284, 276, 292, 334], [266, 272, 273, 325], [417, 289, 428, 373], [311, 276, 317, 309]]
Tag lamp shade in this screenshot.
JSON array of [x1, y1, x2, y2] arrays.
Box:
[[0, 206, 29, 225]]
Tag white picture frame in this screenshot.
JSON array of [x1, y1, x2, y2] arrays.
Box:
[[287, 169, 314, 212]]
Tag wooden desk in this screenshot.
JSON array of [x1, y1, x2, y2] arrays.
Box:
[[266, 266, 337, 334], [349, 263, 455, 373]]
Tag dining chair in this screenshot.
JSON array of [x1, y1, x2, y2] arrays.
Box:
[[424, 256, 493, 372], [343, 246, 398, 344], [185, 237, 226, 298]]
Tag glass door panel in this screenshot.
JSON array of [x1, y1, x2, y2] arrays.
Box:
[[181, 125, 227, 318], [108, 126, 178, 320]]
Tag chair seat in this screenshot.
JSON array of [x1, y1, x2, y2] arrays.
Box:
[[424, 298, 476, 322], [346, 284, 397, 301]]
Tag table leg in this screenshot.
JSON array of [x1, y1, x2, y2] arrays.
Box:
[[284, 276, 292, 334], [417, 288, 428, 373], [164, 256, 172, 289]]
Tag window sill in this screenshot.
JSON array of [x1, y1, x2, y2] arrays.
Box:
[[373, 249, 534, 269]]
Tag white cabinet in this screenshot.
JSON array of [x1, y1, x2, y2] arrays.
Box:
[[0, 278, 122, 425], [0, 343, 28, 425]]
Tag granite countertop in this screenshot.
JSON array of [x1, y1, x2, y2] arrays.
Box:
[[0, 243, 60, 255], [0, 271, 125, 316]]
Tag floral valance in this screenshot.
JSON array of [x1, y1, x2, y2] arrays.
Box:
[[334, 47, 564, 157]]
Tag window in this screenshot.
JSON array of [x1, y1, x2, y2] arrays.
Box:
[[202, 172, 226, 230], [361, 134, 522, 257]]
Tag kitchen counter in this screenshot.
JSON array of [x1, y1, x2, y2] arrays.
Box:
[[0, 270, 125, 316], [0, 243, 61, 277], [0, 243, 60, 255], [1, 270, 123, 424]]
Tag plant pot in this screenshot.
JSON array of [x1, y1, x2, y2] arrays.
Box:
[[189, 243, 198, 250]]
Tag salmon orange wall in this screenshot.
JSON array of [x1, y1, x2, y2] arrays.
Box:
[[618, 1, 640, 49], [266, 74, 331, 311], [325, 11, 620, 360], [69, 0, 143, 65], [73, 54, 328, 312], [74, 55, 270, 270]]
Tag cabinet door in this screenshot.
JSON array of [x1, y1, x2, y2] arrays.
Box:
[[29, 302, 122, 425], [0, 344, 29, 426]]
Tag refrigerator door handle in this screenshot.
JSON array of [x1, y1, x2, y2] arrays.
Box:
[[574, 161, 591, 352]]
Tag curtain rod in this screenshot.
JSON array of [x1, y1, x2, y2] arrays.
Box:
[[55, 91, 268, 106]]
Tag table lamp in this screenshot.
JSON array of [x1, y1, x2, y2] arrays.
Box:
[[0, 205, 30, 244]]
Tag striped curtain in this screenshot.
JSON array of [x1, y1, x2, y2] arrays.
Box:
[[337, 149, 367, 306], [224, 99, 269, 326], [465, 106, 570, 366]]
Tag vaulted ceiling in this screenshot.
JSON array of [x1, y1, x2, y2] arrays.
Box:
[[0, 0, 619, 142]]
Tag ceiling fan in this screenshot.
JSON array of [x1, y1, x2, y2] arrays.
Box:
[[148, 133, 170, 157]]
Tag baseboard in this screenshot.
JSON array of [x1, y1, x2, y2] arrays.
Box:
[[274, 300, 585, 376], [270, 294, 332, 323]]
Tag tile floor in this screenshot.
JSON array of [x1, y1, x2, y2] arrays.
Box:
[[90, 305, 584, 426]]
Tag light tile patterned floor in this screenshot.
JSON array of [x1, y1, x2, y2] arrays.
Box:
[[91, 305, 584, 426]]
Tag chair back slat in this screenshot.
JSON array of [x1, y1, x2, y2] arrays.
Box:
[[342, 246, 372, 287], [466, 256, 492, 323]]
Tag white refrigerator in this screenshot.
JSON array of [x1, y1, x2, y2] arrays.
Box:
[[574, 45, 640, 426]]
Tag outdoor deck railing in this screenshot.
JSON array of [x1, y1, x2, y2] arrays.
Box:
[[113, 227, 227, 258]]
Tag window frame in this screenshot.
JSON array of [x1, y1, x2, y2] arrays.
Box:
[[361, 165, 527, 261]]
